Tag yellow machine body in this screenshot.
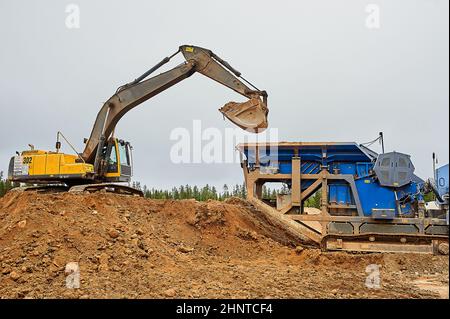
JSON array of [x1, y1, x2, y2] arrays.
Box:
[[8, 150, 94, 184], [8, 139, 133, 185]]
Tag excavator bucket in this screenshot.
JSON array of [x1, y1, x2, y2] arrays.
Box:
[[219, 98, 268, 132]]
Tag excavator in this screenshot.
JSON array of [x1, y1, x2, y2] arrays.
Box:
[[7, 45, 269, 195]]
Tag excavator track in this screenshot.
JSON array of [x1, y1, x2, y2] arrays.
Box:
[[68, 183, 144, 196], [11, 185, 70, 194]]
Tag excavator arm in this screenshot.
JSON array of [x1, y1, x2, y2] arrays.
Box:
[[81, 45, 268, 164]]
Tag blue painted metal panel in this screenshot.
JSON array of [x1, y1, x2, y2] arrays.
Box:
[[329, 183, 353, 205], [355, 178, 397, 216], [436, 164, 449, 199], [243, 143, 373, 166], [242, 143, 424, 218], [356, 163, 372, 178]]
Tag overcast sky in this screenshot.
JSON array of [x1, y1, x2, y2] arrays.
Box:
[[0, 0, 448, 190]]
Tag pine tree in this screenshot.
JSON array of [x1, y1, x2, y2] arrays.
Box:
[[179, 185, 185, 199], [172, 187, 179, 200], [240, 183, 246, 198], [222, 184, 229, 200], [185, 184, 192, 199], [193, 185, 199, 201], [0, 171, 13, 198], [304, 190, 321, 208], [233, 184, 239, 197], [211, 186, 218, 200], [271, 189, 277, 199]]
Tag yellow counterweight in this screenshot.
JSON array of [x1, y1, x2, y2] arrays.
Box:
[[9, 150, 94, 182]]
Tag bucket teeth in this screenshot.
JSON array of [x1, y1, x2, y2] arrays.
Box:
[[219, 98, 268, 133]]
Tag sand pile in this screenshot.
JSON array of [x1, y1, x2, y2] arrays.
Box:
[[0, 191, 447, 299]]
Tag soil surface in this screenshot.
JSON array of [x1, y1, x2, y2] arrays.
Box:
[[0, 191, 448, 299]]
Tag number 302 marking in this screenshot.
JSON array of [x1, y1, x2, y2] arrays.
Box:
[[22, 157, 33, 164]]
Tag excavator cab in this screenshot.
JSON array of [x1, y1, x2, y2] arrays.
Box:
[[101, 138, 133, 182]]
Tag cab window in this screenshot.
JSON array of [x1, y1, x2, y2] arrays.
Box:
[[118, 143, 130, 166], [106, 145, 118, 172]]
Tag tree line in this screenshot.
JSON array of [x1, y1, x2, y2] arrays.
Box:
[[132, 181, 321, 208], [133, 182, 248, 201], [0, 172, 320, 208]]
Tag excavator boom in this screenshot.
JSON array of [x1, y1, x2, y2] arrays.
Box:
[[81, 45, 268, 164], [7, 45, 269, 192]]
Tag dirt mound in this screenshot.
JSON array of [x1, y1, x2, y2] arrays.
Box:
[[0, 191, 448, 299]]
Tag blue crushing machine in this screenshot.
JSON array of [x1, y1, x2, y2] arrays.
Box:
[[238, 142, 449, 254], [435, 164, 449, 205]]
